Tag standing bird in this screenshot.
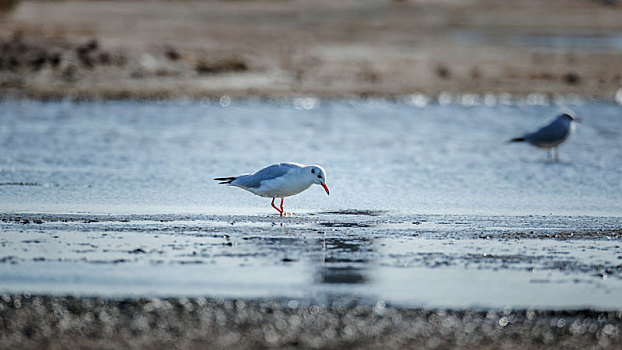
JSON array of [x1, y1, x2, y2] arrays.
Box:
[[510, 112, 580, 162], [214, 162, 329, 216]]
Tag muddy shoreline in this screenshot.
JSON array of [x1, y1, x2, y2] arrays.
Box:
[[1, 0, 622, 101], [1, 295, 621, 350], [2, 211, 621, 309]]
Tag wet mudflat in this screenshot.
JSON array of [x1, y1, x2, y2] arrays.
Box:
[[1, 212, 621, 309]]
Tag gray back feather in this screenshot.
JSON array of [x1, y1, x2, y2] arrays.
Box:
[[524, 115, 569, 144], [233, 163, 300, 188]]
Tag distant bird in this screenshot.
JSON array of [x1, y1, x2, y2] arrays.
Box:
[[510, 112, 580, 162], [214, 162, 329, 216]]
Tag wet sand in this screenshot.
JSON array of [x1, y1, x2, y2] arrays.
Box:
[[1, 0, 622, 100], [2, 212, 622, 308], [2, 295, 621, 350]]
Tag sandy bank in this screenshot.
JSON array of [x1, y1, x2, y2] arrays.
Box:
[[1, 0, 621, 100]]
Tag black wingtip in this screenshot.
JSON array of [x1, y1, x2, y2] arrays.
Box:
[[213, 177, 236, 184], [509, 137, 525, 142]]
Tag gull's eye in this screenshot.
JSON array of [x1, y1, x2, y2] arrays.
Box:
[[317, 175, 322, 179], [311, 169, 315, 174]]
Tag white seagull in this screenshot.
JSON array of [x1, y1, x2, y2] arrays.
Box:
[[214, 162, 330, 216], [510, 112, 580, 162]]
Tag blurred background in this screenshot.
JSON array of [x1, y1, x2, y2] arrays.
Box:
[[1, 0, 621, 100]]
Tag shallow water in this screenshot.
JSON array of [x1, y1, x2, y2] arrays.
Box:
[[1, 99, 621, 216], [1, 99, 621, 309]]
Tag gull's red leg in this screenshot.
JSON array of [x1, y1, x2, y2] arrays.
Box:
[[280, 198, 284, 216], [271, 198, 283, 215]]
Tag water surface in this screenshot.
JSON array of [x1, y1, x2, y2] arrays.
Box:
[[1, 99, 621, 216]]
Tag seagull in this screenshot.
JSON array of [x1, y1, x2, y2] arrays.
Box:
[[510, 112, 580, 162], [214, 162, 329, 216]]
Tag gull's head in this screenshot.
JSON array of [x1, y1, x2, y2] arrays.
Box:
[[308, 165, 329, 195], [560, 111, 581, 123]]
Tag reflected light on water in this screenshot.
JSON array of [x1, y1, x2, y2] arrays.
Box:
[[219, 95, 231, 107], [293, 97, 319, 110]]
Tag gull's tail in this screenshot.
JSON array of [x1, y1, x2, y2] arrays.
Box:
[[509, 137, 525, 142], [214, 176, 236, 184]]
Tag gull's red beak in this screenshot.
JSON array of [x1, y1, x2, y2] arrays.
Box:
[[321, 183, 330, 195]]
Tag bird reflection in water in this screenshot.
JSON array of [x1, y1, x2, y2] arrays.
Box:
[[316, 237, 373, 285]]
